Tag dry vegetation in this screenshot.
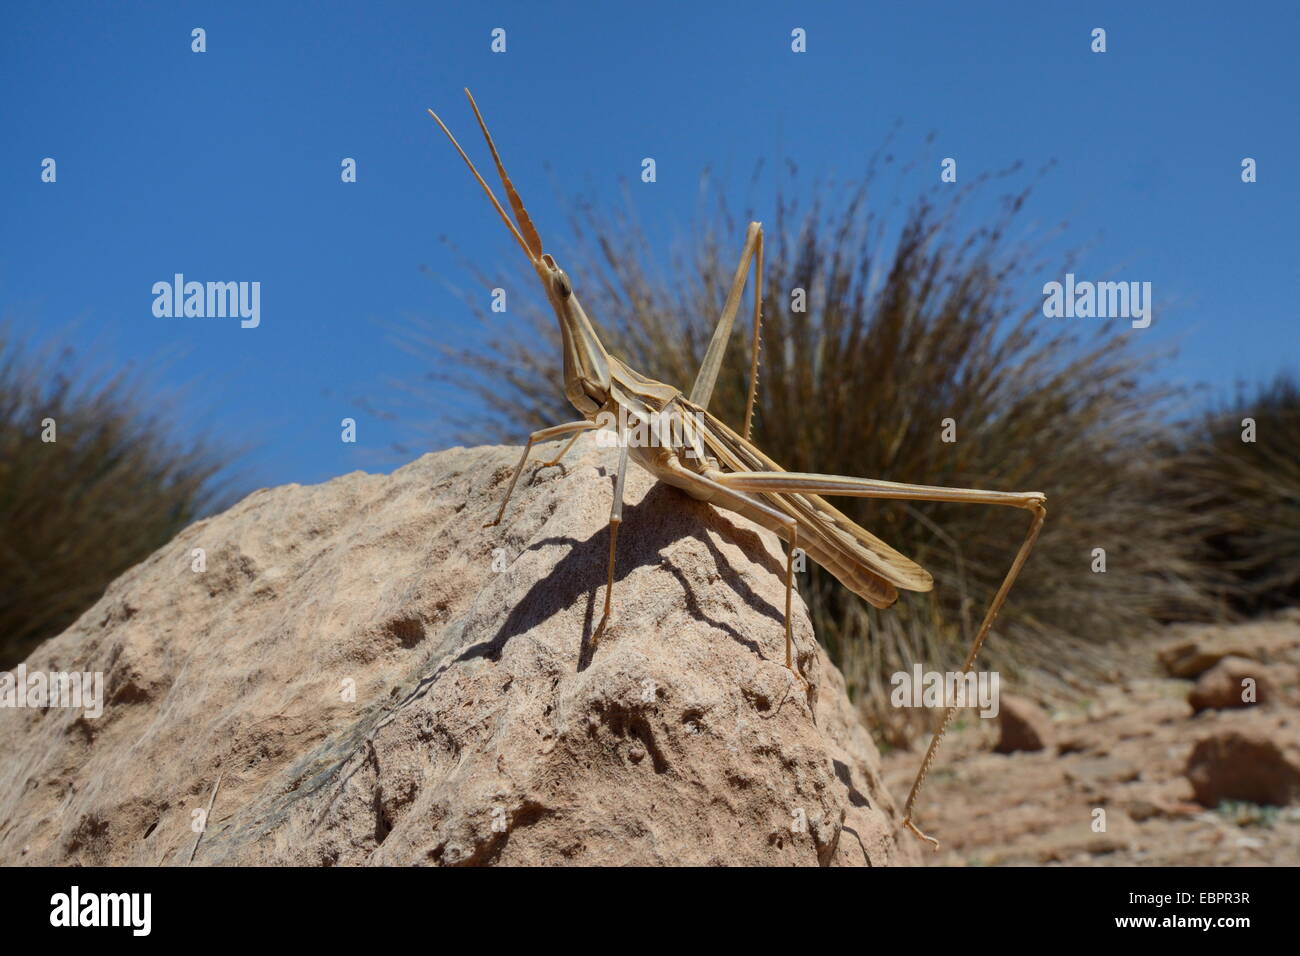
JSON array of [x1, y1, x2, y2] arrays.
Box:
[[0, 327, 234, 668], [1171, 375, 1300, 616]]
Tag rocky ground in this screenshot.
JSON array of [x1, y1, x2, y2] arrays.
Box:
[[4, 433, 1295, 867], [881, 612, 1300, 865]]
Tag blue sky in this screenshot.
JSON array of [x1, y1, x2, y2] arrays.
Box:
[[2, 1, 1296, 490]]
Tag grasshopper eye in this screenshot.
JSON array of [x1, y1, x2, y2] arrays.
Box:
[[553, 271, 572, 299]]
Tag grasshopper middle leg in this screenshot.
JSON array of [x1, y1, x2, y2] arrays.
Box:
[[488, 420, 599, 526], [656, 458, 807, 688], [592, 438, 631, 648]]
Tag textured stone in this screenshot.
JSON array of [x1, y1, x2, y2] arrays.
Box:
[[1186, 718, 1300, 808], [1188, 656, 1284, 713], [994, 695, 1055, 753], [0, 435, 916, 866]]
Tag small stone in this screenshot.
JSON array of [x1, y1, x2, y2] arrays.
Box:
[[1158, 640, 1233, 679], [994, 695, 1054, 753], [1186, 723, 1300, 807], [1189, 656, 1279, 712]]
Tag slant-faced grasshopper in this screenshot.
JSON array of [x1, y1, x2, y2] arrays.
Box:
[[428, 90, 1047, 849]]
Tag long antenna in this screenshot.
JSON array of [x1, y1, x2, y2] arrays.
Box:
[[463, 88, 544, 259], [426, 103, 535, 261]]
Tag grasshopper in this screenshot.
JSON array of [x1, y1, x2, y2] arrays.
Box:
[[428, 90, 1047, 850]]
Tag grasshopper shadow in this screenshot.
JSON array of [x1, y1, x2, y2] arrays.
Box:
[[457, 478, 793, 671], [294, 482, 803, 839]]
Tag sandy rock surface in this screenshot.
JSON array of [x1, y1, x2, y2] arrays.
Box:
[[0, 435, 917, 866]]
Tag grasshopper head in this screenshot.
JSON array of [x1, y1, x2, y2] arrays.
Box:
[[537, 254, 611, 416], [537, 254, 571, 304], [428, 89, 611, 416]]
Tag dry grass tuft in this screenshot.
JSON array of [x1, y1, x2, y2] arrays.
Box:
[[1171, 373, 1300, 615], [0, 327, 236, 667], [427, 161, 1217, 736]]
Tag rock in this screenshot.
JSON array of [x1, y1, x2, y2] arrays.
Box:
[[1063, 756, 1140, 788], [1056, 733, 1094, 755], [1189, 656, 1280, 712], [1158, 640, 1244, 679], [1124, 796, 1200, 822], [994, 695, 1054, 753], [1158, 619, 1300, 680], [1186, 718, 1300, 807], [0, 435, 917, 867], [1121, 778, 1202, 822]]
